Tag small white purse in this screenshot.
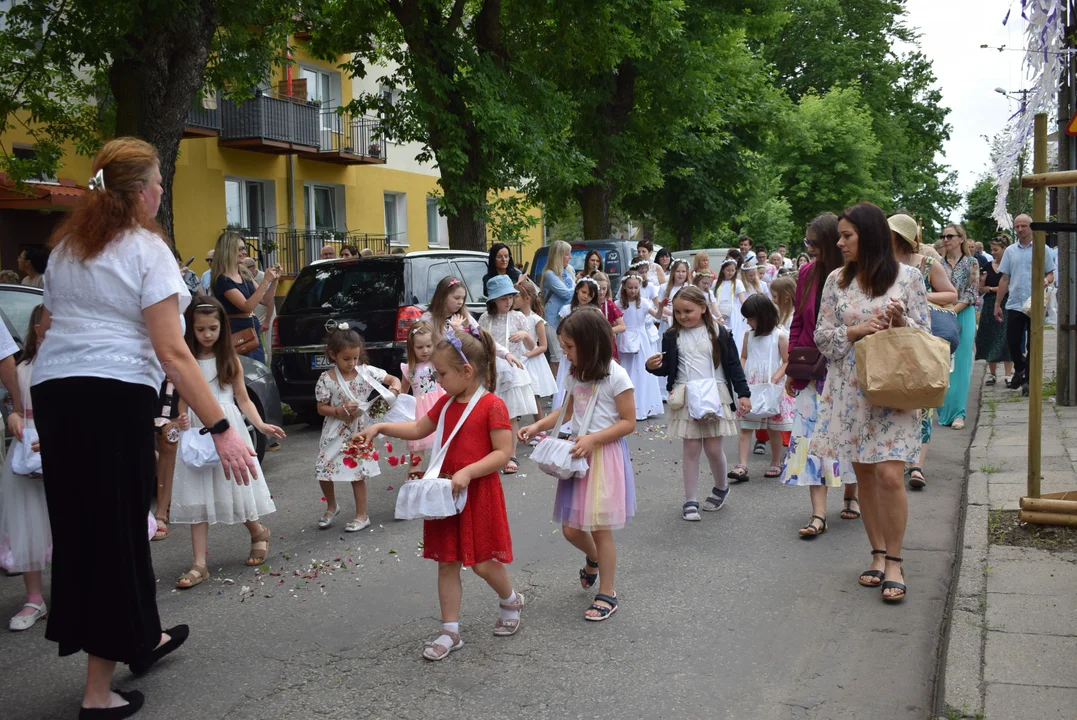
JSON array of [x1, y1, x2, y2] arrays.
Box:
[[743, 339, 783, 421], [179, 428, 220, 469], [10, 428, 42, 477], [531, 378, 601, 480], [394, 389, 484, 520]]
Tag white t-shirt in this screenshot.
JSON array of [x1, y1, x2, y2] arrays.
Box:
[[569, 360, 634, 435], [33, 228, 192, 391]]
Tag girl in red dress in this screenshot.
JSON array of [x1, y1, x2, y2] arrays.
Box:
[[360, 326, 522, 661]]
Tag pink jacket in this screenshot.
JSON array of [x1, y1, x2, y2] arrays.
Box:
[[789, 261, 821, 392]]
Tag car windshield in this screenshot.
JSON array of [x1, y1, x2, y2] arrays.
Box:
[[280, 262, 404, 314]]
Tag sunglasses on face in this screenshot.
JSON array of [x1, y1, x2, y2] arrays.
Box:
[[940, 233, 960, 240], [803, 237, 815, 247]]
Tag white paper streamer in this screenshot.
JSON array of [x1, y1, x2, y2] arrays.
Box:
[[991, 0, 1067, 229]]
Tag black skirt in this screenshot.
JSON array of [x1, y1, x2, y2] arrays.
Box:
[[32, 377, 163, 663]]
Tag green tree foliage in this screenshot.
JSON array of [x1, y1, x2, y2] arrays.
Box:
[[759, 0, 958, 232], [0, 0, 296, 238], [517, 0, 784, 240], [621, 33, 787, 250], [780, 86, 883, 228], [306, 0, 582, 250], [963, 174, 998, 244]]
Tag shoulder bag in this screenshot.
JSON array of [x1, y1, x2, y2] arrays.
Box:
[[394, 390, 484, 520], [854, 319, 950, 410]]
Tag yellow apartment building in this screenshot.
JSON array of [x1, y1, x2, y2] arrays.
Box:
[[0, 41, 545, 293]]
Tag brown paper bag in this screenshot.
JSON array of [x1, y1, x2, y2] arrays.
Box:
[[854, 326, 950, 410]]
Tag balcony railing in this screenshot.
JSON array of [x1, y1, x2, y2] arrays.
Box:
[[299, 112, 387, 165], [184, 94, 221, 138], [231, 228, 391, 276], [219, 91, 320, 154]]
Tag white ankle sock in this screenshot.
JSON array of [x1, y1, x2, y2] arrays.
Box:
[[499, 591, 520, 623], [434, 621, 459, 648]]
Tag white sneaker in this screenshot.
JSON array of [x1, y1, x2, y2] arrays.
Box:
[[1004, 375, 1014, 387], [985, 374, 996, 386], [9, 602, 46, 631]]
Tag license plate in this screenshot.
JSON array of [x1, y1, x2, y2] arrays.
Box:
[[311, 355, 333, 369]]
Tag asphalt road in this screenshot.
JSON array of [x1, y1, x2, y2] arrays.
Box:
[[0, 378, 979, 720]]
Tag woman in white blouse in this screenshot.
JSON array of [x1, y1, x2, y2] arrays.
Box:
[[31, 138, 256, 719]]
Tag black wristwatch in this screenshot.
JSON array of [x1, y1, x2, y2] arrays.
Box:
[[199, 418, 231, 436]]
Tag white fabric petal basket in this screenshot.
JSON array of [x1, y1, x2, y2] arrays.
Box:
[[531, 378, 600, 480]]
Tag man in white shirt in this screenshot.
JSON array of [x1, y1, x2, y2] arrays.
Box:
[[776, 243, 794, 270], [200, 249, 214, 293], [996, 214, 1056, 394]]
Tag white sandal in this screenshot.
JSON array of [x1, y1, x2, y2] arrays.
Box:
[[9, 601, 46, 632], [318, 508, 340, 529]]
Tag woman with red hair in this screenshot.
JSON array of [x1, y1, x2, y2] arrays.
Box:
[[32, 138, 257, 719]]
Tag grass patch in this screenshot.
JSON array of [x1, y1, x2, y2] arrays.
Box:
[[979, 463, 1003, 475], [1044, 376, 1058, 398], [985, 398, 997, 415], [988, 509, 1077, 553]]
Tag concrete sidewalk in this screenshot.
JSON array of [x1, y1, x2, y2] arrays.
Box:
[[942, 329, 1077, 718]]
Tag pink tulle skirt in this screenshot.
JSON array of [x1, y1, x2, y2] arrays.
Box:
[[409, 386, 448, 452]]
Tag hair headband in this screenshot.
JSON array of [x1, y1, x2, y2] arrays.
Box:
[[446, 278, 460, 288], [87, 168, 106, 192], [577, 277, 599, 291], [444, 325, 481, 364]]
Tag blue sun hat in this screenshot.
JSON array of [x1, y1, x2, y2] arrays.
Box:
[[486, 274, 519, 301]]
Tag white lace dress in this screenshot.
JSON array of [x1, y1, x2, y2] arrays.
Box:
[[618, 299, 664, 419], [171, 358, 276, 525], [521, 313, 557, 397], [480, 311, 538, 419]]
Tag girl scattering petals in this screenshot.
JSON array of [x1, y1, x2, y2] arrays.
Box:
[[360, 326, 523, 660], [315, 324, 401, 532]]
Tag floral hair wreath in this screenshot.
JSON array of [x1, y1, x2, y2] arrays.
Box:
[[577, 276, 600, 291], [629, 260, 650, 271]]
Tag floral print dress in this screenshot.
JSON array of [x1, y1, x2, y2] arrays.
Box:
[[315, 366, 387, 482], [808, 266, 931, 464]]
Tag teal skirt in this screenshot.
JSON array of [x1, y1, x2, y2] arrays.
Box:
[[939, 306, 975, 425]]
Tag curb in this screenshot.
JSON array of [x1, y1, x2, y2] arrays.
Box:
[[937, 372, 990, 718]]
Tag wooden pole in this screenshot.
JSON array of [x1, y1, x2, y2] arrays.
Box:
[[1030, 112, 1048, 500], [1021, 169, 1077, 188], [1019, 496, 1077, 514], [1017, 509, 1077, 526]]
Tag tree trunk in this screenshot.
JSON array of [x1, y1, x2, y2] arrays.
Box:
[[109, 2, 218, 243], [676, 230, 693, 251], [445, 200, 488, 252], [579, 183, 612, 239]]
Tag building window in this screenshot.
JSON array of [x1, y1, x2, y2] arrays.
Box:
[[379, 84, 401, 143], [304, 184, 343, 232], [384, 192, 407, 246], [225, 178, 269, 232], [426, 197, 448, 247], [301, 66, 342, 151], [11, 146, 57, 184]]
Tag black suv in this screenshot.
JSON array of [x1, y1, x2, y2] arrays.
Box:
[[271, 250, 489, 423]]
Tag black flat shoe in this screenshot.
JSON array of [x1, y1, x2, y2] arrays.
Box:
[[79, 690, 144, 719], [129, 624, 189, 676]]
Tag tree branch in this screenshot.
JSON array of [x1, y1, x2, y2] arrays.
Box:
[[0, 0, 71, 118], [448, 0, 466, 30]]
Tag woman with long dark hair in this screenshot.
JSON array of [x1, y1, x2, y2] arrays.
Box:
[[809, 202, 930, 603], [780, 213, 857, 537], [975, 237, 1013, 386], [32, 138, 257, 718], [482, 242, 522, 295]]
